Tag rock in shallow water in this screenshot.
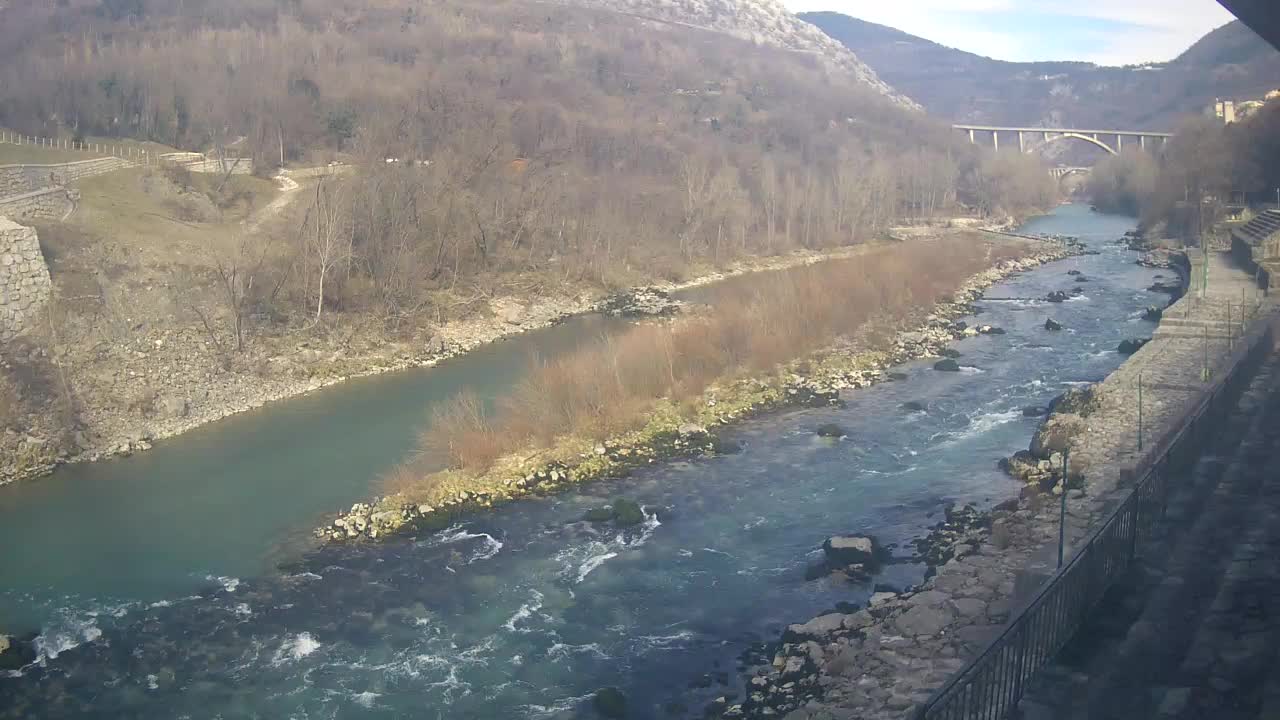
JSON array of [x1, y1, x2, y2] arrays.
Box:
[[594, 687, 628, 719], [1117, 338, 1150, 355], [815, 423, 846, 438], [1044, 318, 1063, 331], [821, 534, 886, 569], [933, 358, 961, 372]]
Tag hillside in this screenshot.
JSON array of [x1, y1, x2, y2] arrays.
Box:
[[0, 0, 1060, 483], [556, 0, 917, 108], [801, 12, 1280, 129]]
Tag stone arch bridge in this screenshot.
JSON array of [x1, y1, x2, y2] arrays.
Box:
[[954, 125, 1173, 155]]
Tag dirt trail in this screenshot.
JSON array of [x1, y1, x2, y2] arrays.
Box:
[[242, 172, 301, 236]]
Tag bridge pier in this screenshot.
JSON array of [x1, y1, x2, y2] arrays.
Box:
[[993, 131, 998, 151], [1018, 131, 1025, 153]]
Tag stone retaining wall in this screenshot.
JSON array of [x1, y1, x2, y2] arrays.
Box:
[[0, 187, 74, 222], [0, 216, 51, 341], [0, 157, 132, 197]]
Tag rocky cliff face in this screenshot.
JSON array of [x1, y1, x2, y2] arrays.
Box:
[[556, 0, 919, 109]]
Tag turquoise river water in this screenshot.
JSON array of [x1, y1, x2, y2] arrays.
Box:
[[0, 205, 1161, 719]]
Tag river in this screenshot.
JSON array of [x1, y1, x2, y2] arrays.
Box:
[[0, 205, 1161, 718]]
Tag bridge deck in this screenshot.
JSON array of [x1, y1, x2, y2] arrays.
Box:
[[952, 124, 1173, 137]]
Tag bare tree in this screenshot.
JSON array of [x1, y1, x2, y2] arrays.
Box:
[[302, 179, 351, 324]]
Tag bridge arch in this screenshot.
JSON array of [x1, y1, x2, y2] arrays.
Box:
[[1036, 132, 1118, 156]]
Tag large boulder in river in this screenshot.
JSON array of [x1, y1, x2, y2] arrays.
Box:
[[1048, 385, 1098, 417], [584, 499, 646, 526], [594, 687, 628, 719], [815, 423, 847, 438], [1142, 306, 1163, 322], [1044, 318, 1063, 331], [611, 499, 645, 527], [822, 534, 886, 569], [933, 358, 961, 372], [1046, 291, 1069, 303], [0, 632, 37, 672], [1117, 338, 1150, 355], [1000, 450, 1044, 483], [1030, 414, 1087, 459]]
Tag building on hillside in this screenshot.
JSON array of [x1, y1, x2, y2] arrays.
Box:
[[1211, 99, 1238, 123], [1229, 208, 1280, 288], [1208, 90, 1280, 123]]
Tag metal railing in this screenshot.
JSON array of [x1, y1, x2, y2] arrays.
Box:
[[916, 317, 1276, 720]]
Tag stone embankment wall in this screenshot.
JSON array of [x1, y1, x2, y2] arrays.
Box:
[[0, 217, 51, 341], [0, 157, 131, 222], [0, 187, 75, 221], [0, 157, 132, 196]]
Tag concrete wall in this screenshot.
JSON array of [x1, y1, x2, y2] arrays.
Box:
[[0, 187, 74, 222], [160, 153, 254, 175], [182, 157, 254, 175], [0, 217, 52, 342]]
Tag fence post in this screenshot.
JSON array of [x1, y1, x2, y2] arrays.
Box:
[[1202, 326, 1210, 382]]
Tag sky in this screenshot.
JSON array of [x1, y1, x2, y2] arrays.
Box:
[[783, 0, 1237, 65]]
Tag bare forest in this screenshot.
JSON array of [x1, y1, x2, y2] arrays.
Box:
[[1090, 105, 1280, 237], [0, 0, 1057, 331]]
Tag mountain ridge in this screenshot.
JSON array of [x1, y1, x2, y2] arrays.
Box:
[[801, 12, 1280, 129]]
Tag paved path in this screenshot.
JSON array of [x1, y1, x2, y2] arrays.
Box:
[[1018, 349, 1280, 719], [1067, 250, 1275, 502]]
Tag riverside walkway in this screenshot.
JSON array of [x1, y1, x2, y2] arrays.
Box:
[[1017, 348, 1280, 719], [1009, 249, 1280, 719], [900, 248, 1278, 720]]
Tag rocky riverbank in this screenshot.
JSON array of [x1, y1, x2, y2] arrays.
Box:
[[0, 244, 893, 488], [705, 252, 1275, 720], [317, 235, 1086, 543]]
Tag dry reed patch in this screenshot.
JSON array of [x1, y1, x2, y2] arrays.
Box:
[[415, 236, 1027, 475]]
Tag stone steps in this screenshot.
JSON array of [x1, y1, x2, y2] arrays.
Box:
[[1015, 352, 1280, 720]]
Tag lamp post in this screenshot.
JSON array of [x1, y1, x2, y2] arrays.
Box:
[[1058, 448, 1070, 569]]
